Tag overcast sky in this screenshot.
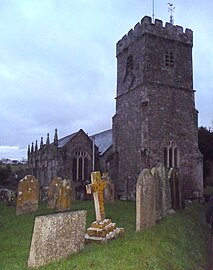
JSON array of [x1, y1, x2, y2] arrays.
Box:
[[0, 0, 212, 160]]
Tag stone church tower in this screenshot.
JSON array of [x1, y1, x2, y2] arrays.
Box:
[[112, 16, 203, 198]]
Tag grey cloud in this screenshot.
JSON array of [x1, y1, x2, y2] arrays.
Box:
[[0, 0, 212, 159]]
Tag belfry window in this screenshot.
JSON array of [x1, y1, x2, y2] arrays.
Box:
[[163, 140, 179, 168], [72, 151, 90, 181], [127, 55, 133, 70], [164, 50, 174, 68]]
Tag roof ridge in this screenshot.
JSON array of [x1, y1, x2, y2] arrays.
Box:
[[90, 128, 112, 138]]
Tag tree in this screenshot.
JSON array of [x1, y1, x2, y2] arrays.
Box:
[[198, 127, 213, 185], [0, 166, 11, 184], [198, 127, 213, 160]]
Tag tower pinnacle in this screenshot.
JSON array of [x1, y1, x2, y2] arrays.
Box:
[[54, 128, 58, 146]]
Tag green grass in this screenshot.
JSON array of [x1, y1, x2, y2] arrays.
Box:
[[0, 200, 210, 270], [204, 186, 213, 196]]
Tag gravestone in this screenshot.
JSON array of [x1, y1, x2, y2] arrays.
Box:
[[168, 168, 183, 210], [28, 210, 86, 268], [70, 180, 76, 202], [102, 173, 115, 203], [85, 171, 124, 243], [56, 179, 72, 212], [155, 162, 171, 220], [86, 171, 106, 221], [16, 175, 39, 215], [75, 182, 87, 200], [151, 167, 156, 176], [158, 163, 171, 215], [152, 165, 163, 221], [47, 177, 62, 209], [136, 169, 156, 231]]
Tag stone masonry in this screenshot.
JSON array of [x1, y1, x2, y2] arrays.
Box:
[[113, 16, 203, 198]]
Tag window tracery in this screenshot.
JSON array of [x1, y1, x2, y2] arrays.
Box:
[[72, 151, 90, 181], [164, 140, 179, 168]]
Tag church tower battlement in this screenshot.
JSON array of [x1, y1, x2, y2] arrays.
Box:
[[115, 16, 194, 98], [116, 16, 193, 56], [113, 15, 203, 198]]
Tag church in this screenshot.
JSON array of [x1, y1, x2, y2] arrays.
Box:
[[27, 16, 203, 199]]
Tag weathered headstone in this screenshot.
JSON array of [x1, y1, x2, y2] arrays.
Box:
[[151, 167, 156, 176], [56, 179, 72, 212], [0, 188, 16, 206], [16, 175, 39, 215], [102, 173, 115, 203], [28, 210, 86, 268], [158, 163, 171, 215], [136, 169, 156, 231], [152, 165, 163, 221], [47, 177, 62, 209], [70, 180, 76, 202], [168, 168, 183, 210], [155, 162, 171, 220], [85, 171, 124, 242]]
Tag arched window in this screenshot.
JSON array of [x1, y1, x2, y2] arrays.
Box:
[[72, 151, 90, 181], [79, 157, 83, 180], [164, 147, 168, 166], [84, 158, 89, 180], [72, 157, 77, 180], [174, 147, 178, 167], [163, 140, 179, 168]]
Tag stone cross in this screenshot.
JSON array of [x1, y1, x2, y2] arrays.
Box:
[[86, 171, 107, 221]]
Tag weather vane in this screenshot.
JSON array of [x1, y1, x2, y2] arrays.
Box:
[[168, 3, 175, 24], [152, 0, 155, 23]]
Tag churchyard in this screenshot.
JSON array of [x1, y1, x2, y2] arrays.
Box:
[[0, 198, 210, 269], [0, 168, 211, 269]]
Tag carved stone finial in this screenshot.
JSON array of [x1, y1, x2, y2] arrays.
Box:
[[54, 128, 58, 145], [31, 142, 34, 153], [46, 133, 50, 145], [28, 145, 30, 155], [40, 137, 43, 148], [35, 140, 38, 152]]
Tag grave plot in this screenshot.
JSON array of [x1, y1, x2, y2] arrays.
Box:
[[85, 171, 124, 243]]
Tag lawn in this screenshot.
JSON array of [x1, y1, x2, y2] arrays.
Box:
[[0, 200, 210, 270]]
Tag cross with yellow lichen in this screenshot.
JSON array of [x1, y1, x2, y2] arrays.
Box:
[[86, 171, 107, 221]]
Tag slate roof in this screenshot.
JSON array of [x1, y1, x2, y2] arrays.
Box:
[[90, 129, 112, 155], [57, 129, 113, 155], [58, 132, 77, 148]]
